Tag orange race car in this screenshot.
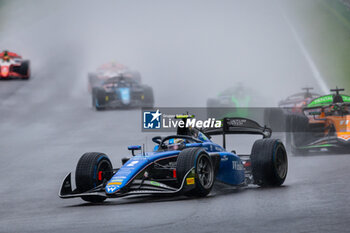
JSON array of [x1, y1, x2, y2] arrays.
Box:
[[278, 87, 320, 114], [0, 50, 30, 80], [287, 87, 350, 155], [264, 87, 320, 133]]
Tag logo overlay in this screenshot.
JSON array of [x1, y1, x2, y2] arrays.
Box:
[[143, 109, 162, 129], [142, 108, 221, 132]]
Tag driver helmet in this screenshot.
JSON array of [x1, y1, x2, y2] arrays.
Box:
[[330, 105, 341, 115], [168, 138, 185, 144], [2, 50, 10, 62], [168, 138, 185, 150]]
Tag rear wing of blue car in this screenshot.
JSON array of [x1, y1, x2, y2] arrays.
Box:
[[203, 117, 271, 149]]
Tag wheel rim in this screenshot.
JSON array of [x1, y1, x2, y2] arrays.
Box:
[[95, 160, 112, 187], [196, 154, 214, 189], [274, 146, 287, 179]]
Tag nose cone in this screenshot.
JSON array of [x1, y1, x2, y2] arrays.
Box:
[[105, 179, 124, 195], [119, 88, 131, 105], [105, 184, 119, 194]]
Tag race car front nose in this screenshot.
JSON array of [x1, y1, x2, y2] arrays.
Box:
[[1, 66, 9, 77], [105, 185, 119, 194]]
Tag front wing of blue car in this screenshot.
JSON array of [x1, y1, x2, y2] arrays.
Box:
[[59, 168, 196, 199]]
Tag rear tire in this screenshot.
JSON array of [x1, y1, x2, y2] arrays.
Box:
[[251, 139, 288, 187], [176, 148, 214, 197], [285, 114, 309, 155], [264, 108, 285, 132], [75, 152, 113, 203]]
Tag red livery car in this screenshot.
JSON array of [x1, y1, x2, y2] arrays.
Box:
[[88, 62, 141, 92], [0, 50, 30, 80]]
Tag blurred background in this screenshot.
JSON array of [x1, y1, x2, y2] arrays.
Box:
[[1, 0, 349, 107]]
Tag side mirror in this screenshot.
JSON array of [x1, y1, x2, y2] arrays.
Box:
[[128, 145, 141, 156]]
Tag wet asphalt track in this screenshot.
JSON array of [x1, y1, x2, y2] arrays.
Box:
[[0, 73, 350, 233], [1, 1, 350, 232]]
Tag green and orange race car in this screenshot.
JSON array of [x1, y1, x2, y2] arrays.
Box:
[[287, 87, 350, 155]]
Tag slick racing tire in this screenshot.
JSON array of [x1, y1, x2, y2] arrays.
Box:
[[19, 60, 30, 80], [176, 148, 215, 197], [250, 139, 288, 187], [75, 152, 113, 203], [142, 86, 154, 108]]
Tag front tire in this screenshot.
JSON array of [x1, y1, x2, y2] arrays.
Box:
[[75, 152, 113, 203], [176, 148, 215, 197], [250, 139, 288, 187], [20, 60, 30, 80], [92, 88, 106, 110]]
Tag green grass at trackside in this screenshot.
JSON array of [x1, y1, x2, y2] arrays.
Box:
[[286, 0, 350, 93]]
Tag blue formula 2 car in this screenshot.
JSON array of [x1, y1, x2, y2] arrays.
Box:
[[92, 75, 154, 110], [59, 117, 288, 203]]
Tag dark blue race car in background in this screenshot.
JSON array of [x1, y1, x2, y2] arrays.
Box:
[[92, 75, 154, 110], [59, 116, 288, 203]]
